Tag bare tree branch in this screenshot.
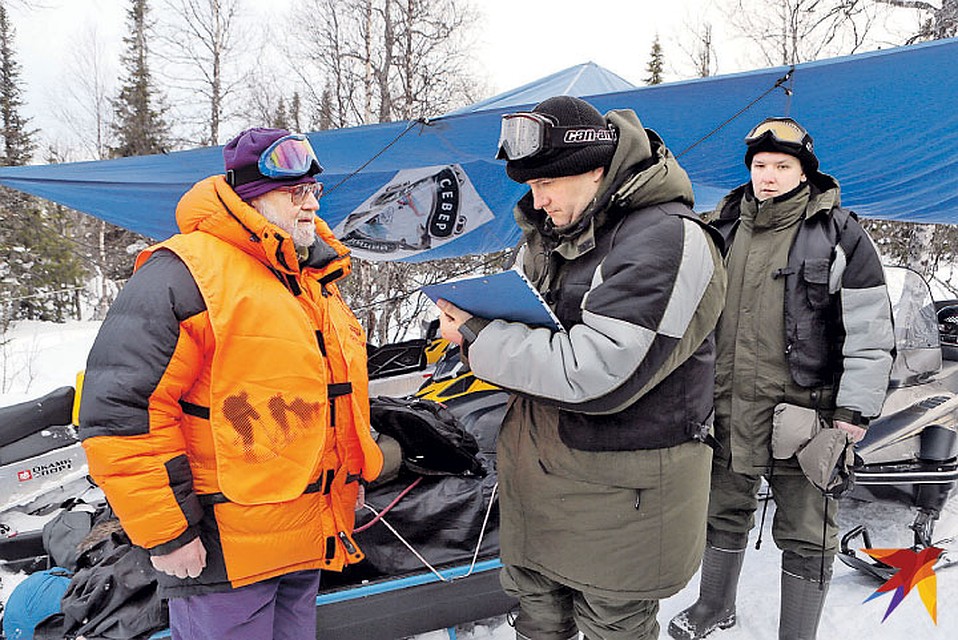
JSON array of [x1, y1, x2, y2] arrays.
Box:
[[873, 0, 958, 42], [155, 0, 245, 145], [723, 0, 878, 65]]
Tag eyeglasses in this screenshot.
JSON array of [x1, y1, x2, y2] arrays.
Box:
[[277, 182, 324, 206], [258, 134, 323, 179], [744, 118, 812, 152], [495, 112, 617, 161]]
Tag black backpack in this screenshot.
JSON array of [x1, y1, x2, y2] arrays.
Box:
[[370, 396, 485, 477]]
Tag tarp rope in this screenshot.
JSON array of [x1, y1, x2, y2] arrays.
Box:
[[324, 118, 430, 196], [675, 66, 796, 160]]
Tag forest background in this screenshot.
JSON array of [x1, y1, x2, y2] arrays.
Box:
[[1, 0, 956, 357]]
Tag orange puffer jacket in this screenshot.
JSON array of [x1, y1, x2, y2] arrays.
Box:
[[79, 176, 383, 595]]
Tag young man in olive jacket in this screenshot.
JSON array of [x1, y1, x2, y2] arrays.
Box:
[[437, 96, 727, 640], [668, 117, 895, 640]]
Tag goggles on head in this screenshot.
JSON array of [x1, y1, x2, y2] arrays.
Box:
[[227, 133, 323, 187], [744, 117, 812, 152], [495, 112, 617, 161], [258, 134, 322, 178]]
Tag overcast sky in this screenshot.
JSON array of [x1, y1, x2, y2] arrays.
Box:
[[7, 0, 921, 156]]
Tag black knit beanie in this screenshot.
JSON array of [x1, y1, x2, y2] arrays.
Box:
[[505, 96, 617, 184], [744, 117, 819, 174]]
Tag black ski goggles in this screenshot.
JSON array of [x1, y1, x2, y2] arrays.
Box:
[[495, 112, 617, 161], [744, 117, 813, 153]]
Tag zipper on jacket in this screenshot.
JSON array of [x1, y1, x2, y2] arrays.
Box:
[[337, 531, 357, 555]]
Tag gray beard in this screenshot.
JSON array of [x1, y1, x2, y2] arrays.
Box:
[[254, 198, 317, 248]]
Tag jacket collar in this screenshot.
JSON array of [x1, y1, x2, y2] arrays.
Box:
[[174, 175, 352, 282], [513, 109, 695, 261], [716, 170, 843, 224]]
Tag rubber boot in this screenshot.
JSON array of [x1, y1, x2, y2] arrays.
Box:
[[667, 530, 747, 640], [779, 553, 832, 640]]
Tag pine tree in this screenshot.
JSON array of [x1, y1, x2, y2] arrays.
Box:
[[97, 0, 165, 297], [271, 97, 289, 130], [111, 0, 171, 157], [0, 3, 34, 166], [645, 35, 665, 86], [290, 92, 302, 132], [315, 87, 335, 131], [0, 5, 86, 325]]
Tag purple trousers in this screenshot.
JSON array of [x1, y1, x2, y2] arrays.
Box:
[[168, 570, 320, 640]]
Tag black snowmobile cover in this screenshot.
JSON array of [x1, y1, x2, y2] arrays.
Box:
[[347, 395, 501, 576], [370, 396, 485, 477]]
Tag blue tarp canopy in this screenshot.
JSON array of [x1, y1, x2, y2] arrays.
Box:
[[1, 39, 956, 262]]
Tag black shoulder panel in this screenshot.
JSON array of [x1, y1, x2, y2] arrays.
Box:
[[78, 250, 206, 438]]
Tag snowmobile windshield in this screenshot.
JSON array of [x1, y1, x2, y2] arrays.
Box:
[[885, 265, 941, 387]]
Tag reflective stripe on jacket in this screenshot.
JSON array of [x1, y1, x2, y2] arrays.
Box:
[[711, 175, 894, 419]]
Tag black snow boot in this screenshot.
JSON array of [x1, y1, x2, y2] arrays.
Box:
[[667, 530, 748, 640], [779, 552, 832, 640]]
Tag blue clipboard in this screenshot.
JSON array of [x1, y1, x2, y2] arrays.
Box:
[[421, 270, 563, 332]]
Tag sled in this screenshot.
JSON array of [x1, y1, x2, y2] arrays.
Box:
[[7, 266, 958, 630]]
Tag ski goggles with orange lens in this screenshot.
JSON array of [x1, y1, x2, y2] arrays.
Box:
[[495, 112, 617, 161], [744, 117, 811, 151], [259, 134, 322, 178]]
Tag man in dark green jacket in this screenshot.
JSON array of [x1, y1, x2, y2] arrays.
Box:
[[437, 96, 726, 640], [668, 117, 895, 640]]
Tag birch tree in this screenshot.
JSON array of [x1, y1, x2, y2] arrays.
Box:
[[276, 0, 487, 344], [157, 0, 244, 145]]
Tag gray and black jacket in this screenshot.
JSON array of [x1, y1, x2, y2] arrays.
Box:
[[466, 110, 728, 450]]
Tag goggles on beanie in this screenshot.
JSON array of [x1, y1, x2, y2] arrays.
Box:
[[744, 117, 813, 154], [495, 112, 617, 161], [227, 134, 323, 187]]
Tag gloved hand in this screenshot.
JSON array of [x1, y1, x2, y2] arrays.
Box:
[[150, 536, 207, 579]]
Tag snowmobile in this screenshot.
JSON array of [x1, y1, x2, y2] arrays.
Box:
[[0, 382, 100, 573], [837, 266, 958, 580]]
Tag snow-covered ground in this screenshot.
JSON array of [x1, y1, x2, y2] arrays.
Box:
[[2, 320, 956, 639]]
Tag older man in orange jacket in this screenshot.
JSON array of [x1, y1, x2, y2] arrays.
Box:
[[79, 127, 383, 640]]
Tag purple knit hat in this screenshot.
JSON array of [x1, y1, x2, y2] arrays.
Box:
[[223, 127, 321, 202]]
